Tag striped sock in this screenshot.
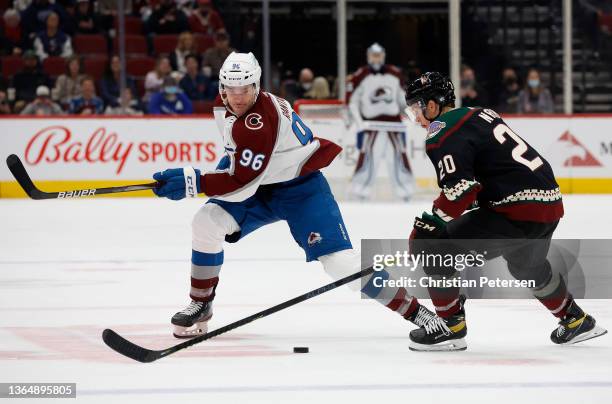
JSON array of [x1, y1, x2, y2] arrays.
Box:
[[190, 249, 223, 303], [361, 269, 419, 319]]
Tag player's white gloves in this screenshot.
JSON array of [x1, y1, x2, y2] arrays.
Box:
[[153, 167, 202, 200]]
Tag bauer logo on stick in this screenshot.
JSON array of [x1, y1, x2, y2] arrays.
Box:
[[58, 189, 96, 198]]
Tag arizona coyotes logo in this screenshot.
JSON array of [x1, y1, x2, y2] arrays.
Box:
[[369, 86, 393, 104], [245, 113, 264, 130], [307, 232, 322, 246]]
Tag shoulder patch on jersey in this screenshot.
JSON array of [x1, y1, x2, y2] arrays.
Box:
[[426, 121, 446, 140], [245, 113, 264, 130], [426, 107, 478, 148]]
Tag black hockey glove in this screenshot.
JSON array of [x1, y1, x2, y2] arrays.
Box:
[[409, 212, 447, 253], [411, 212, 446, 239]]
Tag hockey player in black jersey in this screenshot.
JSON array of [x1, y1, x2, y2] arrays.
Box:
[[405, 72, 607, 351]]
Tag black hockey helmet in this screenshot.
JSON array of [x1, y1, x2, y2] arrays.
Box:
[[405, 72, 456, 110]]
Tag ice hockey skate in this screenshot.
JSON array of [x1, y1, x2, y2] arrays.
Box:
[[171, 300, 213, 339], [550, 301, 607, 345]]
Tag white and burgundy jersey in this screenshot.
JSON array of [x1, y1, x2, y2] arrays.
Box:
[[347, 65, 407, 122], [203, 92, 341, 202]]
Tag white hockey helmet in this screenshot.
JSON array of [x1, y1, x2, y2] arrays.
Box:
[[219, 51, 261, 93]]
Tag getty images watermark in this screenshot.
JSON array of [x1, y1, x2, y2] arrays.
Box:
[[360, 239, 612, 299], [370, 249, 537, 289]]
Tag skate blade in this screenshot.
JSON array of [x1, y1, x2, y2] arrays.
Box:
[[409, 338, 467, 352], [173, 322, 209, 339], [562, 325, 607, 345]]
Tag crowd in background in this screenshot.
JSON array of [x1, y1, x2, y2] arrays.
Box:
[[2, 0, 610, 116], [0, 0, 230, 115]]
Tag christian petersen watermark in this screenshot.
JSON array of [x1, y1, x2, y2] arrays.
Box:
[[360, 239, 612, 299]]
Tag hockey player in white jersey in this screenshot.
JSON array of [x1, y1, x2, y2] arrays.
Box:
[[347, 43, 415, 201], [151, 52, 441, 339]]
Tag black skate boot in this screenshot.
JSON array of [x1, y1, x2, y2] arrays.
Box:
[[409, 296, 467, 352], [550, 301, 607, 345], [171, 300, 213, 339], [406, 303, 440, 327]]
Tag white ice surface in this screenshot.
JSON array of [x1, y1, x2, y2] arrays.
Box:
[[1, 195, 611, 403]]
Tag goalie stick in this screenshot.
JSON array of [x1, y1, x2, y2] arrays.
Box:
[[6, 154, 160, 199], [103, 266, 375, 363]]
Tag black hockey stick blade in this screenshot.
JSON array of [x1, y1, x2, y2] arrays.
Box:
[[6, 154, 38, 198], [103, 266, 374, 363], [102, 329, 160, 363], [6, 154, 160, 199]]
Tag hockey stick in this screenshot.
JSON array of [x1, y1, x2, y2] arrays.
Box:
[[6, 154, 160, 199], [102, 266, 375, 363]]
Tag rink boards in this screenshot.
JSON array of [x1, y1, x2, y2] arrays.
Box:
[[0, 114, 611, 197]]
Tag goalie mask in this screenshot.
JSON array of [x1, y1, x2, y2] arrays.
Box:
[[367, 42, 386, 72]]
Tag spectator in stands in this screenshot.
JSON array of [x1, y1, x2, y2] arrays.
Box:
[[282, 68, 314, 105], [460, 64, 488, 107], [99, 55, 137, 108], [105, 87, 144, 115], [171, 32, 198, 73], [69, 76, 104, 114], [144, 54, 173, 102], [496, 67, 521, 113], [148, 76, 193, 115], [13, 0, 32, 13], [97, 0, 134, 33], [74, 0, 101, 34], [21, 0, 71, 39], [1, 9, 25, 56], [202, 30, 234, 78], [179, 53, 215, 101], [12, 50, 51, 109], [0, 89, 12, 114], [189, 0, 225, 35], [53, 55, 85, 106], [33, 12, 73, 61], [21, 85, 64, 115], [303, 76, 330, 100], [97, 0, 134, 17], [146, 0, 189, 35], [518, 68, 554, 114]]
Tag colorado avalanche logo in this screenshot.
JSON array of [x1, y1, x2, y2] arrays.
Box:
[[426, 121, 446, 139], [245, 113, 264, 130], [369, 86, 393, 104], [307, 232, 322, 246]]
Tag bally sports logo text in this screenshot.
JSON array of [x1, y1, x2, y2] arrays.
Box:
[[24, 126, 218, 175]]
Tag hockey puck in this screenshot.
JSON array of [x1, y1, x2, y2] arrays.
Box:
[[293, 346, 309, 353]]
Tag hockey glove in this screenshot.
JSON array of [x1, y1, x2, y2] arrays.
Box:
[[153, 167, 202, 201], [409, 212, 447, 253]]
